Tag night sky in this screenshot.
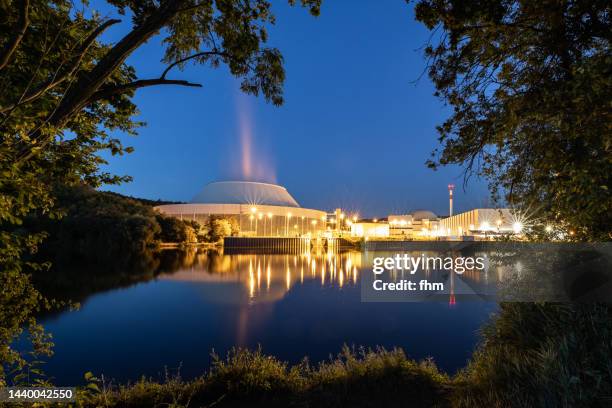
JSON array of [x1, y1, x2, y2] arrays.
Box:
[[97, 0, 489, 217]]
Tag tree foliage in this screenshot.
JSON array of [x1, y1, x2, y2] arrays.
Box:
[[415, 0, 611, 240]]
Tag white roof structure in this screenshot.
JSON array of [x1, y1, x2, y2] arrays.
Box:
[[410, 210, 438, 221], [191, 181, 300, 208]]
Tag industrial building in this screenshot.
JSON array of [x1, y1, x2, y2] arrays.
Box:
[[438, 208, 519, 238], [155, 181, 327, 237], [388, 210, 440, 239]]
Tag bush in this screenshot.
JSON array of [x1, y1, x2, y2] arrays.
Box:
[[453, 303, 612, 407], [81, 346, 450, 408]]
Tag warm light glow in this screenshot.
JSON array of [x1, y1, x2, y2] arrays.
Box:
[[311, 220, 317, 225], [373, 218, 378, 223], [545, 225, 553, 233], [480, 221, 490, 231], [267, 212, 272, 219], [512, 222, 523, 234], [496, 219, 502, 226], [469, 224, 475, 230], [287, 212, 292, 218], [249, 215, 254, 220], [251, 206, 257, 213], [258, 213, 263, 220], [352, 215, 357, 222], [340, 213, 345, 220]]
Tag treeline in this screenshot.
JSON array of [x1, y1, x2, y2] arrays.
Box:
[[26, 185, 236, 264]]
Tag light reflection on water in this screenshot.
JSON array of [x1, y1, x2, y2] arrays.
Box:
[[40, 249, 498, 386], [159, 250, 363, 304]]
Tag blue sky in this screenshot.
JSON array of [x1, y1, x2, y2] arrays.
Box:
[[97, 0, 489, 217]]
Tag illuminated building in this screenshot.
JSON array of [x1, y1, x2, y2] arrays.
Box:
[[438, 208, 517, 238], [350, 220, 390, 238], [388, 210, 440, 239], [155, 181, 326, 237]]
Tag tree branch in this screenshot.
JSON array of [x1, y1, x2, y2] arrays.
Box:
[[0, 0, 30, 71], [90, 78, 202, 101], [161, 50, 226, 79], [44, 0, 188, 128], [0, 19, 121, 114]]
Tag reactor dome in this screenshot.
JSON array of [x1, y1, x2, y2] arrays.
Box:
[[191, 181, 300, 208], [410, 209, 438, 221]]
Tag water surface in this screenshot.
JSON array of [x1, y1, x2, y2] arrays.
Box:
[[39, 249, 497, 385]]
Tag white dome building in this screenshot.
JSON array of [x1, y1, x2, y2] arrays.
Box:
[[156, 181, 326, 237]]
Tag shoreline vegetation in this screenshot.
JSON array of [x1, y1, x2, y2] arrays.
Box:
[[28, 185, 227, 266]]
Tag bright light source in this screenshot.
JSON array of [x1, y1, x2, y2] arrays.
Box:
[[480, 221, 490, 231], [545, 225, 553, 233], [513, 222, 523, 234], [250, 207, 257, 213]]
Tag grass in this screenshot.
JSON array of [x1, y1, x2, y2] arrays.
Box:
[[76, 346, 451, 408]]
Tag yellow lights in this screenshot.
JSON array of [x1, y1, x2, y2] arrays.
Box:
[[545, 225, 553, 233], [311, 220, 317, 226], [496, 219, 502, 226], [512, 222, 523, 234], [267, 212, 272, 219], [352, 215, 357, 222], [480, 221, 490, 231], [373, 218, 378, 223], [340, 213, 345, 220], [250, 206, 257, 213], [258, 213, 263, 220], [287, 212, 292, 218], [301, 215, 305, 220], [400, 220, 407, 227], [249, 214, 254, 220]]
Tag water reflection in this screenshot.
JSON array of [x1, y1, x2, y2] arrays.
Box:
[[37, 248, 502, 386], [159, 249, 362, 304]]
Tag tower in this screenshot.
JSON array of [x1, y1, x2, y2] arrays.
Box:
[[448, 184, 455, 217]]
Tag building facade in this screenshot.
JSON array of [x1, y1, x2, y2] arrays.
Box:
[[155, 181, 327, 237]]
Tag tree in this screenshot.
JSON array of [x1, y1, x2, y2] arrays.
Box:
[[415, 0, 611, 241], [0, 0, 321, 384]]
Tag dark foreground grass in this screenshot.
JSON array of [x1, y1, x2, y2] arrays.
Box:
[[77, 346, 450, 408]]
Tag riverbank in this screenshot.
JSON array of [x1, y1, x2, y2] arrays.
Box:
[[77, 347, 451, 408]]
